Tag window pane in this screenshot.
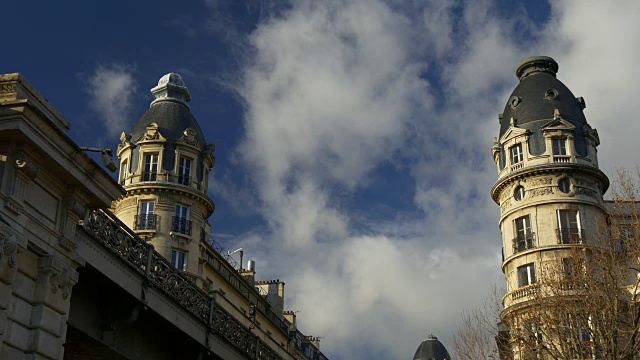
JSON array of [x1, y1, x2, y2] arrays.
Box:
[[510, 144, 523, 164], [558, 178, 571, 193], [552, 139, 567, 155]]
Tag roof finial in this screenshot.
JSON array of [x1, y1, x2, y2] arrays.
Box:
[[516, 56, 558, 80], [150, 73, 191, 108]]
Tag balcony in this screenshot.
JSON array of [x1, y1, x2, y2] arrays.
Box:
[[134, 214, 158, 230], [556, 228, 585, 244], [141, 171, 158, 182], [512, 233, 537, 254], [553, 155, 571, 163], [176, 174, 191, 186], [172, 216, 192, 235]]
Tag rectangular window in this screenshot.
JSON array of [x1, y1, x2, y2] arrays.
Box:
[[514, 216, 534, 252], [518, 263, 536, 287], [178, 156, 192, 185], [136, 201, 155, 230], [171, 250, 187, 271], [173, 204, 191, 235], [143, 153, 159, 181], [120, 158, 128, 185], [558, 210, 581, 244], [510, 144, 524, 164], [552, 138, 567, 155]]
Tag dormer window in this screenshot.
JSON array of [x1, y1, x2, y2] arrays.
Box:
[[510, 144, 524, 164], [143, 153, 159, 181], [178, 156, 192, 186], [552, 138, 567, 156], [120, 158, 128, 185]]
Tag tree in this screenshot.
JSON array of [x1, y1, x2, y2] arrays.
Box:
[[504, 169, 640, 360], [452, 287, 506, 360]]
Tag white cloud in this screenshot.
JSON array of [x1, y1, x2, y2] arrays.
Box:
[[224, 0, 640, 358], [543, 0, 640, 180], [85, 64, 137, 137]]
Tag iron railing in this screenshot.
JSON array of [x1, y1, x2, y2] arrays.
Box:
[[557, 228, 585, 244], [172, 216, 192, 235], [83, 209, 284, 360], [512, 233, 536, 254], [176, 174, 191, 186], [142, 171, 158, 182], [134, 213, 158, 230]]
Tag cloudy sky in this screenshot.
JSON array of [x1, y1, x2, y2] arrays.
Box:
[[4, 0, 640, 358]]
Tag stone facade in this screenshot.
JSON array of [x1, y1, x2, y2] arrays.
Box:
[[0, 72, 327, 360], [491, 57, 609, 359]]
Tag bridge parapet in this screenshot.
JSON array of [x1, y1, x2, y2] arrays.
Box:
[[83, 208, 283, 360]]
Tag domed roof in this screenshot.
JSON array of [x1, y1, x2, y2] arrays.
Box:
[[413, 335, 450, 360], [499, 56, 591, 156], [127, 73, 208, 179]]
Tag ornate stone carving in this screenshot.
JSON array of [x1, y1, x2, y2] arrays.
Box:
[[575, 177, 597, 188], [175, 128, 203, 151], [116, 197, 137, 210], [0, 82, 16, 95], [15, 158, 39, 180], [136, 123, 167, 143], [37, 256, 79, 300], [575, 187, 597, 199], [157, 195, 171, 204], [528, 177, 553, 187], [0, 222, 19, 268], [529, 187, 554, 197], [49, 269, 76, 299]]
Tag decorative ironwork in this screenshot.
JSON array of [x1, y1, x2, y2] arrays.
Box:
[[177, 174, 191, 186], [512, 233, 536, 253], [142, 171, 158, 182], [134, 213, 158, 230], [83, 209, 285, 360], [84, 210, 148, 275], [556, 228, 585, 244], [172, 216, 192, 235]]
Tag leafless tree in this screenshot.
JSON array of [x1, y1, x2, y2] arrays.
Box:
[[504, 169, 640, 360], [452, 286, 506, 360]]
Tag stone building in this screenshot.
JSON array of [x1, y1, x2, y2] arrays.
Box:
[[0, 72, 328, 360], [491, 57, 609, 358]]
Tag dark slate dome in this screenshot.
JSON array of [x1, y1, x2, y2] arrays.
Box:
[[499, 56, 591, 157], [128, 73, 208, 180], [413, 335, 450, 360]]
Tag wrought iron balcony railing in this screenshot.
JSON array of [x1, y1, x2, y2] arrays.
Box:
[[556, 228, 585, 244], [82, 209, 284, 360], [142, 171, 158, 182], [172, 216, 192, 235], [134, 213, 158, 230], [176, 174, 191, 186], [512, 233, 537, 254]]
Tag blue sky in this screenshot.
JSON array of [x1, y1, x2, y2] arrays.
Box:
[[4, 1, 640, 359]]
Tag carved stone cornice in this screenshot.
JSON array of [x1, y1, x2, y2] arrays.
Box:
[[492, 163, 609, 203]]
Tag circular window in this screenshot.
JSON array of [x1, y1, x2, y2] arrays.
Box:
[[545, 89, 559, 100], [514, 186, 525, 201], [509, 96, 521, 109], [558, 178, 571, 193]]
